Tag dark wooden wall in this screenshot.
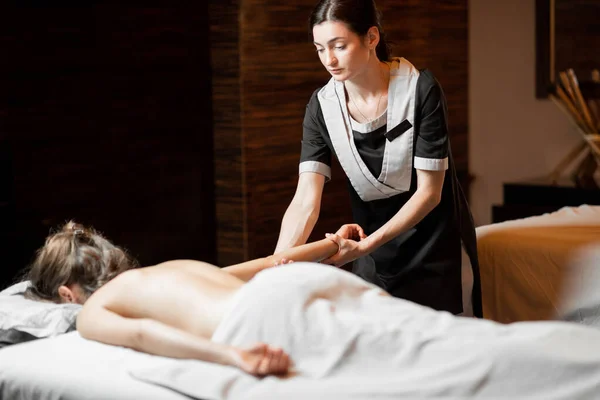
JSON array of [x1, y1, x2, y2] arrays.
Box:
[[211, 0, 469, 264], [209, 0, 246, 265], [554, 0, 600, 84], [536, 0, 600, 98], [0, 3, 216, 288]]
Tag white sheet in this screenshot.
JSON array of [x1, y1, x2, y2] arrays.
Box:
[[131, 263, 600, 399], [0, 332, 190, 400], [477, 205, 600, 323]]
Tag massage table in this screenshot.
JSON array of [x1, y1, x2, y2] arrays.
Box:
[[2, 261, 600, 399]]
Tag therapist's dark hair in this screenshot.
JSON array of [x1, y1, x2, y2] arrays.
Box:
[[309, 0, 391, 62], [24, 221, 139, 303]]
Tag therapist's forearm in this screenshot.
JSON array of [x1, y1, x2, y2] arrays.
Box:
[[274, 202, 319, 253], [360, 190, 441, 254]]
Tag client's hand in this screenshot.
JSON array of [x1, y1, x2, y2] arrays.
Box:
[[231, 343, 290, 376], [273, 258, 294, 267]]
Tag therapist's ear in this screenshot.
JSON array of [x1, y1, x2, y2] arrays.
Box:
[[58, 285, 75, 303], [366, 26, 380, 50]]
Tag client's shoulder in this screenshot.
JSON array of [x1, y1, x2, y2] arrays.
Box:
[[88, 267, 144, 302]]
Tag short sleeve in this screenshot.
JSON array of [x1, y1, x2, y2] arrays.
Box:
[[299, 93, 332, 180], [414, 75, 449, 171]]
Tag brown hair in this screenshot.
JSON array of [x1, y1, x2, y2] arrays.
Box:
[[24, 221, 139, 303], [309, 0, 391, 62]]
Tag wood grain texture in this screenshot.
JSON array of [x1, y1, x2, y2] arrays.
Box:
[[0, 4, 216, 287], [536, 0, 600, 98], [554, 0, 600, 86], [213, 0, 469, 262], [209, 0, 246, 266]]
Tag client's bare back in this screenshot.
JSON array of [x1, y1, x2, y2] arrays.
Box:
[[87, 261, 245, 339]]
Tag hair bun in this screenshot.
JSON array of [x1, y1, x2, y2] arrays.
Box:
[[62, 220, 85, 234]]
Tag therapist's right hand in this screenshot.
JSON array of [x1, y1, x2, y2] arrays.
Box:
[[333, 224, 367, 241]]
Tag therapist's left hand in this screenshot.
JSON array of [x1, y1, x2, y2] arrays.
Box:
[[321, 233, 366, 267], [333, 223, 367, 242]]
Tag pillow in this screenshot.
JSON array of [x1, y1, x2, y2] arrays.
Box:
[[0, 281, 81, 348], [0, 281, 30, 296]]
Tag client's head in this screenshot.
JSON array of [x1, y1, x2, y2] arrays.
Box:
[[24, 221, 139, 304]]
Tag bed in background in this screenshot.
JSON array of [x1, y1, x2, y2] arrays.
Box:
[[477, 205, 600, 324]]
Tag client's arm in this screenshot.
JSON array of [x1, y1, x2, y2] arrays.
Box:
[[222, 238, 338, 282]]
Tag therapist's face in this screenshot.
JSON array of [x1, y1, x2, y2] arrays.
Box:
[[312, 21, 372, 81]]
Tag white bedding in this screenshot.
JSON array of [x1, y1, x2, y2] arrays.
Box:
[[477, 205, 600, 323], [0, 331, 189, 400], [131, 263, 600, 399]]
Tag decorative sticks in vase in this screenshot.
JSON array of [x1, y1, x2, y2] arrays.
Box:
[[548, 68, 600, 188]]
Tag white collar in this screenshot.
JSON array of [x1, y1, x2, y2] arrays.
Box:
[[317, 57, 420, 201]]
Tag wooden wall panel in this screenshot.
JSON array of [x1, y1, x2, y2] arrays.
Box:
[[212, 0, 469, 262], [209, 0, 246, 266], [0, 4, 216, 287], [536, 0, 600, 97], [240, 1, 353, 259], [555, 0, 600, 84]]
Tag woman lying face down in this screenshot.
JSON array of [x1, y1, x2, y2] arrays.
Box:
[[24, 221, 339, 377]]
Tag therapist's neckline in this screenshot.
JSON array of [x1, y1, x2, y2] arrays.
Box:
[[343, 61, 389, 101], [350, 108, 388, 131], [344, 62, 389, 123]]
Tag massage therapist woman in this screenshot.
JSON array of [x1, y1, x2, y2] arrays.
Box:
[[274, 0, 482, 317]]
